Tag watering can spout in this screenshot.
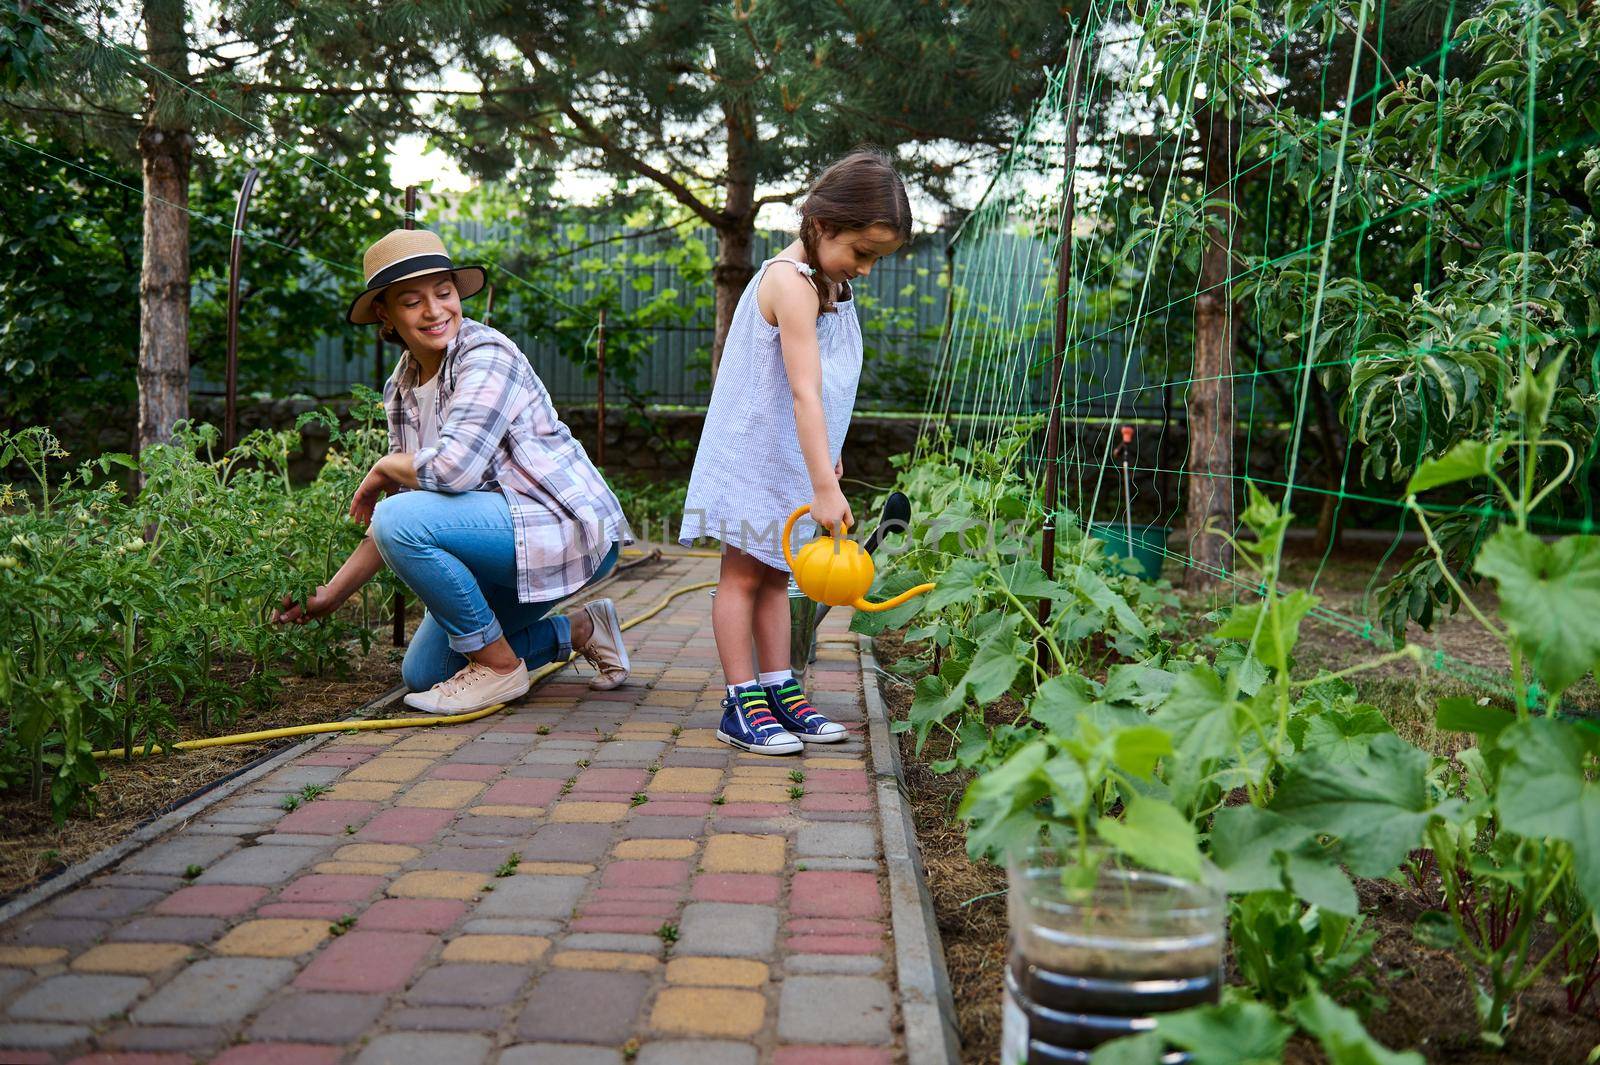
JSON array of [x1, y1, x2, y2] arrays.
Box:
[[782, 505, 935, 613]]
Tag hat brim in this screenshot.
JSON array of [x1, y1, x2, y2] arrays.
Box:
[[347, 265, 488, 326]]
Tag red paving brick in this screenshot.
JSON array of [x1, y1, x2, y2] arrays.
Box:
[[294, 930, 436, 992], [154, 884, 266, 916]]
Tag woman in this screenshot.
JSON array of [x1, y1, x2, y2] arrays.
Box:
[[274, 228, 633, 714]]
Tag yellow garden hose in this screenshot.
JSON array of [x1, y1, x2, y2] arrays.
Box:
[[95, 576, 719, 759]]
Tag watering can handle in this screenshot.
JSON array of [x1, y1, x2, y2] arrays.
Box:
[[782, 504, 934, 614], [781, 505, 849, 571]]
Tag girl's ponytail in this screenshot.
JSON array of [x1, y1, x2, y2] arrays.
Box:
[[797, 148, 912, 315]]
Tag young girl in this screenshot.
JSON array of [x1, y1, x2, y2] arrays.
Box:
[[678, 149, 912, 755], [274, 228, 634, 713]]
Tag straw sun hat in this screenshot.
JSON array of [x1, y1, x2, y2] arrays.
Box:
[[346, 229, 487, 325]]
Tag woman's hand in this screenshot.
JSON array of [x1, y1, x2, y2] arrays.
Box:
[[273, 585, 340, 625], [350, 461, 397, 526], [811, 483, 854, 537]]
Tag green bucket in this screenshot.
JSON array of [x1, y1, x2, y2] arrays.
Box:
[[1087, 522, 1170, 581]]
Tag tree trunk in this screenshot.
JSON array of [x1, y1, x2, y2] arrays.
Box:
[[710, 97, 757, 380], [136, 0, 191, 458], [1184, 110, 1240, 589]]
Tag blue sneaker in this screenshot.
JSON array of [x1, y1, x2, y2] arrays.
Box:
[[716, 684, 803, 756], [762, 676, 847, 743]]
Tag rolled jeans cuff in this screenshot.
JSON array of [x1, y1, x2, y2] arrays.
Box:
[[447, 615, 505, 655], [551, 613, 573, 659]]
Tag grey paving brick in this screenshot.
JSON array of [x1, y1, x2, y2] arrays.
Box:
[[420, 848, 520, 873], [460, 918, 564, 936], [451, 743, 526, 765], [120, 834, 239, 875], [8, 974, 147, 1022], [797, 822, 877, 859], [407, 963, 529, 1006], [10, 917, 108, 946], [591, 740, 664, 764], [476, 731, 540, 744], [525, 824, 611, 862], [557, 933, 662, 954], [785, 953, 886, 975], [521, 748, 591, 766], [196, 845, 321, 885], [387, 1005, 505, 1031], [675, 902, 777, 958], [499, 1044, 624, 1065], [472, 875, 586, 919], [49, 886, 165, 920], [0, 969, 31, 1003], [355, 1032, 494, 1065], [638, 1041, 757, 1065], [795, 858, 880, 872], [618, 817, 705, 839], [254, 833, 341, 847], [97, 873, 184, 891], [516, 970, 650, 1044], [507, 764, 577, 780], [132, 957, 295, 1025], [99, 1024, 224, 1053], [778, 974, 892, 1044], [0, 1022, 91, 1049], [109, 916, 225, 944], [247, 991, 387, 1042]]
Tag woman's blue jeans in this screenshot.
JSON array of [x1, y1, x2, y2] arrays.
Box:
[[369, 489, 619, 692]]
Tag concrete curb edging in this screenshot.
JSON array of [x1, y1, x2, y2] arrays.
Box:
[[0, 685, 407, 928], [860, 633, 963, 1065]]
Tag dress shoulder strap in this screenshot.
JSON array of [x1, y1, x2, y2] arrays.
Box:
[[765, 256, 816, 278]]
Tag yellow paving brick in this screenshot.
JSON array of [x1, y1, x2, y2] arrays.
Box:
[[665, 957, 769, 988], [703, 834, 785, 874], [720, 783, 791, 804], [661, 668, 711, 682], [650, 987, 766, 1038], [441, 935, 550, 964], [614, 839, 696, 860], [646, 691, 697, 708], [648, 767, 722, 794], [399, 779, 484, 809], [69, 943, 190, 974], [391, 733, 469, 753], [803, 757, 865, 770], [335, 844, 420, 864], [467, 804, 545, 818], [314, 861, 398, 877], [325, 780, 403, 802], [730, 765, 792, 782], [212, 920, 329, 958], [675, 729, 724, 749], [333, 732, 399, 746], [387, 870, 485, 900], [515, 862, 595, 876], [0, 946, 66, 967], [551, 950, 658, 971], [346, 757, 432, 783], [549, 801, 628, 823]]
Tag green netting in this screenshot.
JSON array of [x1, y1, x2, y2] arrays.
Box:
[[927, 0, 1598, 701]]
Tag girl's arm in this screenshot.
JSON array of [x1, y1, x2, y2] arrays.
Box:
[[274, 536, 385, 624], [771, 273, 854, 534]]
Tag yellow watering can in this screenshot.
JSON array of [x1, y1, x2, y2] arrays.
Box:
[[782, 504, 935, 613]]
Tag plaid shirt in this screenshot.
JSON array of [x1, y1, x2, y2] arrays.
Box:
[[382, 318, 632, 602]]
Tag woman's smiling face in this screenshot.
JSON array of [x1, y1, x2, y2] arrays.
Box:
[[376, 272, 463, 355]]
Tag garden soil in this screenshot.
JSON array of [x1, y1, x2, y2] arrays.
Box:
[[0, 618, 415, 900], [875, 621, 1600, 1065]]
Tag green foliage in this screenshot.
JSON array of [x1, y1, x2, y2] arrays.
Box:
[[0, 392, 393, 821]]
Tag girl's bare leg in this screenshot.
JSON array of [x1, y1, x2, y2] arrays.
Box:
[[713, 546, 768, 685], [752, 565, 794, 675]]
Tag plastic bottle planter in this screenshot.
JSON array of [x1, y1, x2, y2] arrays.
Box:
[[1002, 843, 1225, 1064], [782, 504, 934, 612]]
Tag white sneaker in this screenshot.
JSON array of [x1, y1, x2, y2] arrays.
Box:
[[575, 598, 630, 690], [403, 661, 531, 714]]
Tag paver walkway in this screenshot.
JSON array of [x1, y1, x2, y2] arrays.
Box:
[[0, 555, 905, 1065]]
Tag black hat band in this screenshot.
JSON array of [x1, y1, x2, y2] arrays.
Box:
[[366, 253, 454, 289]]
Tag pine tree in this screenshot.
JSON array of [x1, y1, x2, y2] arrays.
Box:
[[438, 0, 1076, 372]]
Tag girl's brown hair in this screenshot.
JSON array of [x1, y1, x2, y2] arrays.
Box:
[[798, 148, 912, 314]]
